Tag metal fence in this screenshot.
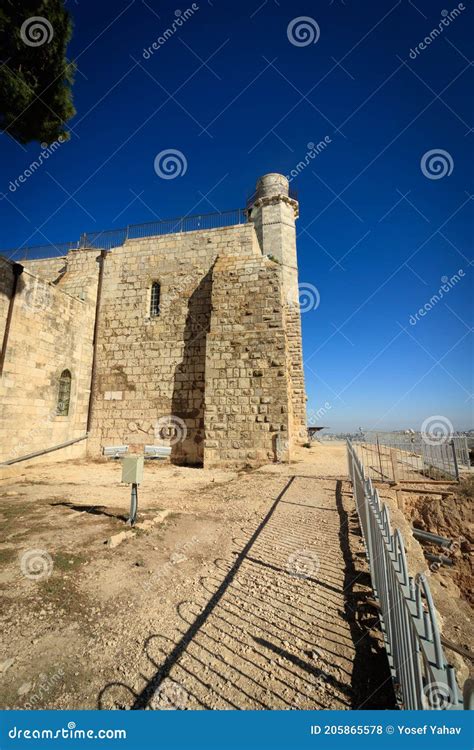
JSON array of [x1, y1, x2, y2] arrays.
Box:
[[363, 431, 469, 468], [352, 432, 468, 482], [347, 440, 465, 710], [4, 208, 248, 260]]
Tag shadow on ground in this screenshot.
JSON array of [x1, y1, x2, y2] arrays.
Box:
[[97, 475, 395, 710]]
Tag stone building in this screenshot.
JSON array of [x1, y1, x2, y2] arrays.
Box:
[[0, 174, 306, 468]]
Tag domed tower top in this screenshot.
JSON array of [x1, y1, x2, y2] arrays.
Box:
[[249, 173, 298, 218], [255, 173, 289, 199]]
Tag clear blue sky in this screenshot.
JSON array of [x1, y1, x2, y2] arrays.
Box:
[[1, 0, 473, 432]]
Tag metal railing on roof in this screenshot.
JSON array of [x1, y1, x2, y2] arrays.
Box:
[[4, 208, 249, 260]]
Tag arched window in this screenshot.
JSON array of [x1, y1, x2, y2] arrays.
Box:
[[57, 369, 72, 416], [150, 282, 161, 317]]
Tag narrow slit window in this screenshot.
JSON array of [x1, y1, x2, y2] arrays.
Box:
[[150, 282, 161, 317], [57, 369, 72, 416]]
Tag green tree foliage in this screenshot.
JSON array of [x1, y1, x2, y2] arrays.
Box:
[[0, 0, 75, 145]]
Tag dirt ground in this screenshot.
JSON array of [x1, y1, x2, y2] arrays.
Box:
[[2, 441, 471, 710], [0, 442, 398, 710]]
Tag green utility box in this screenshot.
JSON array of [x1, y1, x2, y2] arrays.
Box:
[[122, 455, 144, 484]]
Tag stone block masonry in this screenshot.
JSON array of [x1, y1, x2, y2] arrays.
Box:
[[204, 254, 291, 467], [0, 256, 96, 464], [0, 173, 307, 468]]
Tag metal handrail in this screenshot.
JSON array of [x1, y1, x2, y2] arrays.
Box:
[[347, 439, 466, 710], [3, 208, 248, 260]]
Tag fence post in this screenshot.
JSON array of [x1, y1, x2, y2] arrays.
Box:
[[376, 436, 384, 480], [450, 440, 460, 481], [396, 489, 405, 512], [390, 448, 399, 484]]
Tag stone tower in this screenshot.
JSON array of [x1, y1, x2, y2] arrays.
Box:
[[248, 174, 307, 441]]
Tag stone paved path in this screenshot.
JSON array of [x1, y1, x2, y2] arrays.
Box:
[[130, 472, 362, 710]]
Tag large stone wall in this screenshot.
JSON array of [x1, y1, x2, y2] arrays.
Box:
[[0, 262, 95, 464], [0, 258, 14, 346], [204, 254, 291, 467], [1, 173, 308, 469], [86, 224, 263, 464]]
